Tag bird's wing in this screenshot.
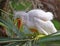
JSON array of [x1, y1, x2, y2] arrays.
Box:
[[34, 17, 48, 35], [35, 23, 49, 35], [27, 9, 53, 21], [34, 17, 57, 35], [45, 12, 53, 20]]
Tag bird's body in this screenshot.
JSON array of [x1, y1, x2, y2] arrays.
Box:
[[14, 9, 57, 35], [27, 9, 53, 21], [34, 18, 57, 35]]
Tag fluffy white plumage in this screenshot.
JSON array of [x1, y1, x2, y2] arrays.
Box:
[[14, 11, 29, 24], [14, 9, 57, 35], [28, 9, 53, 21], [34, 17, 57, 35]]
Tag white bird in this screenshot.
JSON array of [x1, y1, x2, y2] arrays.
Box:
[[14, 9, 57, 35], [27, 9, 57, 35], [27, 9, 53, 21]]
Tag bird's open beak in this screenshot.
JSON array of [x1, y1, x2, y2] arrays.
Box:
[[16, 18, 22, 29]]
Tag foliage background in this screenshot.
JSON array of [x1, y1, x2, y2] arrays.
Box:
[[0, 0, 60, 46]]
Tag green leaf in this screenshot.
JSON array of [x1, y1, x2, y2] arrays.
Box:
[[0, 37, 31, 43], [0, 17, 25, 38], [37, 34, 60, 43], [23, 41, 32, 46], [5, 41, 26, 46], [5, 42, 20, 46]]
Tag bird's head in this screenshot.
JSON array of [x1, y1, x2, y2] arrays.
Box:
[[14, 11, 28, 29]]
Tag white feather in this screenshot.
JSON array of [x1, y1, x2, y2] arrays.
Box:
[[28, 9, 53, 21], [34, 17, 57, 35], [14, 11, 29, 24]]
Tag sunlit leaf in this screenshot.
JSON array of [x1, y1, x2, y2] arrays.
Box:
[[37, 34, 60, 43]]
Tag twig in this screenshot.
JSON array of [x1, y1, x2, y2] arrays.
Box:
[[0, 9, 12, 15]]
